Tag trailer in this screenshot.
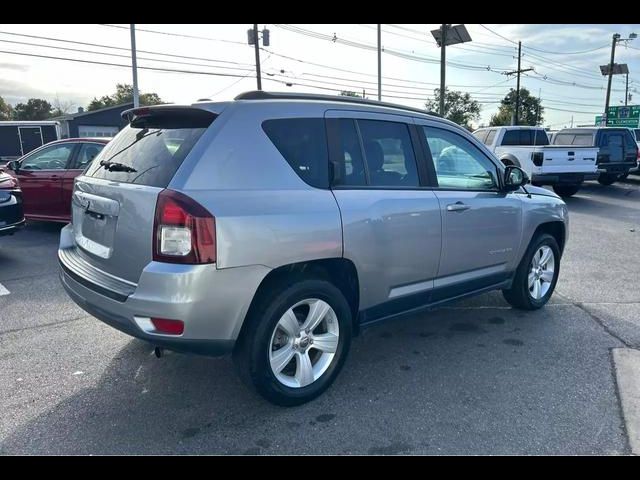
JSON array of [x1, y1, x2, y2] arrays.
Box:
[[0, 121, 60, 162]]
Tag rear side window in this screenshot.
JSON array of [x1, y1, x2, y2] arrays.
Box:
[[624, 130, 637, 149], [333, 119, 366, 187], [262, 118, 329, 189], [634, 129, 640, 141], [84, 108, 215, 187], [472, 130, 488, 143], [484, 129, 497, 145]]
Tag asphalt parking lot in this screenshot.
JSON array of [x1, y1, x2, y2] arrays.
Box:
[[1, 179, 639, 455]]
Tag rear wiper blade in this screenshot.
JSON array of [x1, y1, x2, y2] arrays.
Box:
[[99, 160, 137, 173]]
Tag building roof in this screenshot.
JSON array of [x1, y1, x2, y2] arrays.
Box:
[[51, 102, 135, 121]]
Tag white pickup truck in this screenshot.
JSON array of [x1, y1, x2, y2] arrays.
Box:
[[473, 126, 599, 197]]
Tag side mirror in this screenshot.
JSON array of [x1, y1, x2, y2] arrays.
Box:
[[503, 165, 529, 191], [7, 160, 20, 172]]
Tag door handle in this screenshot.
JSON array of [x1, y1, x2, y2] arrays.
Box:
[[446, 202, 470, 212]]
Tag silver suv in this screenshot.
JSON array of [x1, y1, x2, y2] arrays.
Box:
[[59, 91, 569, 405]]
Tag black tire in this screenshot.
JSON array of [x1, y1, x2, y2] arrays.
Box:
[[502, 233, 560, 310], [597, 173, 618, 186], [233, 277, 352, 406], [552, 184, 581, 197]]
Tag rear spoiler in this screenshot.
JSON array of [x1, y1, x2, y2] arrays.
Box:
[[121, 106, 216, 128]]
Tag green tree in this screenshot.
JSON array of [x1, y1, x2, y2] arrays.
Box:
[[0, 96, 13, 120], [88, 83, 164, 111], [490, 88, 544, 126], [13, 98, 53, 120], [425, 88, 481, 131]]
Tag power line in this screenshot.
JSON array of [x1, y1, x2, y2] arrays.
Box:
[[0, 30, 254, 67], [98, 24, 246, 46], [478, 24, 518, 45]]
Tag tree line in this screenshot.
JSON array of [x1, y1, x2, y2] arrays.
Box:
[[0, 84, 163, 121], [341, 87, 545, 130]]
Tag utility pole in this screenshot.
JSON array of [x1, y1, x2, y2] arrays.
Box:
[[604, 33, 619, 123], [253, 24, 262, 90], [377, 24, 382, 101], [130, 24, 139, 108], [503, 41, 533, 125], [625, 72, 629, 106], [439, 24, 447, 116]]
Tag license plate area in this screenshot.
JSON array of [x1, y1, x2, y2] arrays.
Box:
[[72, 191, 120, 259]]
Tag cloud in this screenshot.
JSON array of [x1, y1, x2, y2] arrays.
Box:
[[0, 62, 29, 72]]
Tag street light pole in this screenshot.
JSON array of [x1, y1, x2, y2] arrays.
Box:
[[439, 24, 447, 116], [130, 24, 139, 108], [604, 33, 619, 124]]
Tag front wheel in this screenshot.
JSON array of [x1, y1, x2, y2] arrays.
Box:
[[503, 233, 560, 310], [552, 184, 581, 197], [597, 173, 618, 186], [233, 278, 352, 406]]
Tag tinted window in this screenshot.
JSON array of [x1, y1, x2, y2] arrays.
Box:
[[75, 143, 105, 170], [484, 129, 497, 145], [473, 130, 488, 143], [501, 129, 524, 146], [423, 127, 498, 190], [534, 130, 549, 145], [333, 119, 366, 187], [553, 133, 575, 145], [21, 144, 74, 170], [358, 120, 419, 187], [262, 118, 329, 189], [634, 129, 640, 141], [553, 133, 594, 146], [85, 110, 214, 187]]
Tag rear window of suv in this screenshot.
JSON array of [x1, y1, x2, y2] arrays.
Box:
[[83, 108, 215, 187], [262, 118, 329, 189]]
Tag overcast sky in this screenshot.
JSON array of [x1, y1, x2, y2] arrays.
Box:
[[1, 24, 640, 128]]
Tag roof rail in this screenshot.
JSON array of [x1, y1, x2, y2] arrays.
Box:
[[234, 90, 442, 118]]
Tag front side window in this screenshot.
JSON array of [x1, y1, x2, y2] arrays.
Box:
[[21, 144, 74, 170], [262, 118, 329, 189], [357, 119, 419, 187], [423, 126, 499, 190]]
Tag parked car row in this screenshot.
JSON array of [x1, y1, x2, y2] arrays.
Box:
[[473, 125, 640, 197]]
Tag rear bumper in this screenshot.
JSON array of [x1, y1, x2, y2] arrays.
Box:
[[58, 226, 271, 356], [531, 172, 594, 185], [596, 162, 636, 175], [0, 218, 25, 237]]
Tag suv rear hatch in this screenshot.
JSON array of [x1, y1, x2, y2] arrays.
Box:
[[68, 106, 216, 284]]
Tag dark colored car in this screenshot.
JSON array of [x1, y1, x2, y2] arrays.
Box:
[[4, 138, 110, 223], [0, 169, 25, 236]]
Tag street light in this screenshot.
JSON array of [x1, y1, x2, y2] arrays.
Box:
[[430, 25, 472, 116], [601, 32, 636, 125]]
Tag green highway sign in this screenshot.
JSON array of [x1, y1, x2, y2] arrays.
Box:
[[595, 105, 640, 127]]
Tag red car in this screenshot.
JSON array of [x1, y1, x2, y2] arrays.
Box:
[[4, 138, 110, 223]]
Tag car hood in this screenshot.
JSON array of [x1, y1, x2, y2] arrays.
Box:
[[524, 185, 560, 199]]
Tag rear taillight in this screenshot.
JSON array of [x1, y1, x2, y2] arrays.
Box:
[[153, 189, 216, 264], [531, 152, 544, 167]]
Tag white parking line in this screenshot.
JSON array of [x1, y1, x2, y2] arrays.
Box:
[[0, 283, 9, 296]]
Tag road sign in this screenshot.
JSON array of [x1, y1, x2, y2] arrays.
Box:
[[595, 105, 640, 127]]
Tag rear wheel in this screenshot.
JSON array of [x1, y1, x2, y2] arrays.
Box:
[[552, 184, 581, 197], [503, 233, 560, 310], [233, 278, 352, 406], [598, 173, 618, 185]]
